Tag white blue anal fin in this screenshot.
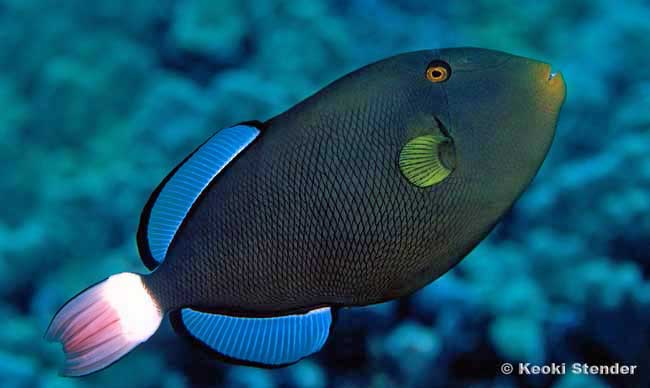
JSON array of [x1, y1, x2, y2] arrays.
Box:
[[137, 124, 261, 269], [173, 307, 333, 367]]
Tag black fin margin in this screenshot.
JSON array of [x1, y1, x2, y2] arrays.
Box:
[[168, 305, 338, 369], [136, 120, 267, 270], [169, 309, 299, 369], [137, 155, 191, 271]]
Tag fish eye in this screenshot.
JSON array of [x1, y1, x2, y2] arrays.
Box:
[[425, 61, 451, 83]]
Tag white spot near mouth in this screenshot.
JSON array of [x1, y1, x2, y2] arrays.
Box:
[[548, 71, 558, 80]]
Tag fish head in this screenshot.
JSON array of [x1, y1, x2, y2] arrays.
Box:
[[403, 47, 566, 223], [437, 47, 565, 195], [277, 47, 565, 229]]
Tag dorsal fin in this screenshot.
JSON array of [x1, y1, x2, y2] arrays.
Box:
[[137, 124, 261, 269]]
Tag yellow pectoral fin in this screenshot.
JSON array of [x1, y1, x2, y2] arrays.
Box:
[[399, 134, 455, 188]]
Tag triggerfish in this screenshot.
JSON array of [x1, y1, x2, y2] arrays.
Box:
[[46, 47, 566, 376]]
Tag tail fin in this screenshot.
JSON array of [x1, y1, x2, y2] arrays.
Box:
[[45, 272, 163, 376]]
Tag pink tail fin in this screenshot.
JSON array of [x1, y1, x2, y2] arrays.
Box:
[[45, 273, 163, 376]]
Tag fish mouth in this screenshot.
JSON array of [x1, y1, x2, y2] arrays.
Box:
[[539, 63, 566, 110], [545, 64, 561, 81], [543, 63, 565, 94]]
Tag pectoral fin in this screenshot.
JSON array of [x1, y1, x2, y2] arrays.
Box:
[[399, 134, 456, 188]]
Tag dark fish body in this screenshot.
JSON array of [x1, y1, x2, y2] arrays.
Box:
[[145, 68, 477, 312], [46, 48, 566, 375], [145, 48, 565, 313]]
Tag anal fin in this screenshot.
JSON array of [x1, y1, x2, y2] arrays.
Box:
[[171, 307, 333, 367]]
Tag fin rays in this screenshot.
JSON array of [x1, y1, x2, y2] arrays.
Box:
[[399, 134, 455, 187], [144, 125, 260, 265], [175, 307, 332, 367]]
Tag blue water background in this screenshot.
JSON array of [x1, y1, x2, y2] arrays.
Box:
[[2, 1, 649, 387]]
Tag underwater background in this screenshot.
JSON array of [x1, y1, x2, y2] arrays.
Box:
[[2, 0, 649, 387]]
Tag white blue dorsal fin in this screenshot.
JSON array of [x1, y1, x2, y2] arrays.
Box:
[[173, 307, 333, 367], [137, 124, 260, 269]]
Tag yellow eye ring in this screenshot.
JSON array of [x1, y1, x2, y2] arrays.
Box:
[[426, 65, 449, 83]]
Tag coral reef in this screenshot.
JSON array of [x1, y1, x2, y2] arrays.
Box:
[[2, 0, 648, 387]]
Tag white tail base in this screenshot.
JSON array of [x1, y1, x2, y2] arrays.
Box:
[[103, 273, 161, 342]]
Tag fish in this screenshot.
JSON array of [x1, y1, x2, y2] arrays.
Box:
[[45, 47, 566, 376]]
